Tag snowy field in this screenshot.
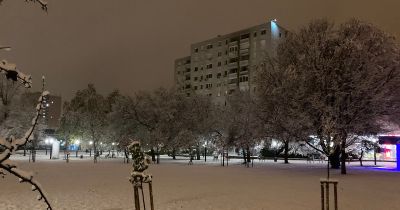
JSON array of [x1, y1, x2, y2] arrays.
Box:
[[1, 154, 400, 210]]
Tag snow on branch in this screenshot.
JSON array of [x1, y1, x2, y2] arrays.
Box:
[[0, 60, 33, 88], [0, 71, 52, 209], [0, 0, 48, 11]]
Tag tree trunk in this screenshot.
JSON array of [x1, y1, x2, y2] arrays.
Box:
[[246, 146, 251, 167], [196, 146, 200, 160], [284, 140, 289, 164], [359, 150, 364, 167], [151, 149, 156, 162], [329, 146, 341, 169], [172, 148, 176, 160], [340, 139, 347, 174], [242, 148, 246, 164], [156, 147, 160, 164]]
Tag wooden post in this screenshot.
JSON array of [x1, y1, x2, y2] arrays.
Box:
[[321, 182, 325, 210], [149, 181, 154, 210], [320, 179, 338, 210], [133, 185, 140, 210]]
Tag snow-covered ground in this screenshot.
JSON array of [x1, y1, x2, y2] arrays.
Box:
[[1, 154, 399, 210]]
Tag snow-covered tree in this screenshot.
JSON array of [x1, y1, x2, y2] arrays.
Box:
[[258, 18, 400, 174], [68, 84, 108, 163]]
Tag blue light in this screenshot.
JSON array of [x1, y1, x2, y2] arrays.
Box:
[[397, 144, 400, 170], [271, 20, 279, 38]]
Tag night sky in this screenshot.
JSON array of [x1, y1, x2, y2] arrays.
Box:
[[0, 0, 399, 99]]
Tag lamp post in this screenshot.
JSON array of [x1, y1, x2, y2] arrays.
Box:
[[89, 141, 93, 157], [203, 142, 207, 162], [45, 137, 54, 159], [75, 140, 80, 158]]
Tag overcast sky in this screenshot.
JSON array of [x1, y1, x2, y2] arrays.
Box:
[[0, 0, 399, 99]]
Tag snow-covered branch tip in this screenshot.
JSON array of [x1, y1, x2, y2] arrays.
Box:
[[0, 60, 33, 88]]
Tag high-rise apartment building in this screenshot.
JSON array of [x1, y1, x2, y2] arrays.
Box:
[[174, 20, 287, 104]]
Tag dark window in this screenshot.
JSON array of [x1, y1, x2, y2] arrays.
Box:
[[217, 73, 222, 78], [241, 33, 250, 39], [279, 33, 282, 38], [185, 75, 191, 81], [194, 86, 198, 90], [218, 62, 221, 66], [207, 44, 213, 49], [225, 60, 228, 65], [261, 30, 266, 35], [194, 77, 198, 81], [200, 85, 203, 89], [194, 48, 199, 52], [194, 67, 198, 71], [206, 64, 213, 69], [218, 52, 222, 57], [253, 32, 257, 37], [207, 74, 213, 79], [229, 68, 238, 74], [229, 57, 239, 63]]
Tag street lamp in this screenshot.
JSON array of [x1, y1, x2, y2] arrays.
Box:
[[203, 142, 208, 162], [45, 137, 54, 159], [75, 139, 80, 157]]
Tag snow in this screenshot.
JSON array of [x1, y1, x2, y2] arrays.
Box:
[[1, 154, 400, 210]]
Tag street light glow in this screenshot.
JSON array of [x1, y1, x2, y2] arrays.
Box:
[[75, 140, 80, 145]]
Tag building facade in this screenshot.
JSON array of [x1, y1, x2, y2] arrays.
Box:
[[42, 94, 62, 130], [175, 20, 287, 104]]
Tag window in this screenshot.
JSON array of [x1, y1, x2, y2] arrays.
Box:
[[229, 68, 238, 74], [194, 48, 199, 53], [225, 50, 228, 55], [194, 77, 198, 81], [224, 71, 227, 76], [185, 68, 191, 72], [241, 33, 250, 39], [185, 75, 191, 80], [185, 84, 191, 89], [200, 75, 203, 81], [279, 32, 282, 38], [177, 71, 180, 75], [201, 67, 204, 70], [207, 44, 213, 49], [239, 75, 249, 82], [194, 86, 198, 90], [194, 67, 198, 71], [229, 46, 238, 52], [225, 40, 228, 44], [206, 83, 213, 89], [253, 32, 257, 37], [229, 57, 239, 63], [206, 74, 213, 79], [218, 62, 221, 66], [261, 29, 266, 35], [186, 93, 190, 97], [218, 41, 222, 46], [200, 85, 203, 89], [217, 73, 222, 78], [206, 64, 213, 69], [225, 60, 228, 65], [218, 52, 222, 57]]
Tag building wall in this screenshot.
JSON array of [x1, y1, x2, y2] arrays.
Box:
[[175, 21, 287, 104]]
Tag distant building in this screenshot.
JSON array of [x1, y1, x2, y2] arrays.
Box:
[[174, 20, 287, 104], [42, 94, 62, 130]]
